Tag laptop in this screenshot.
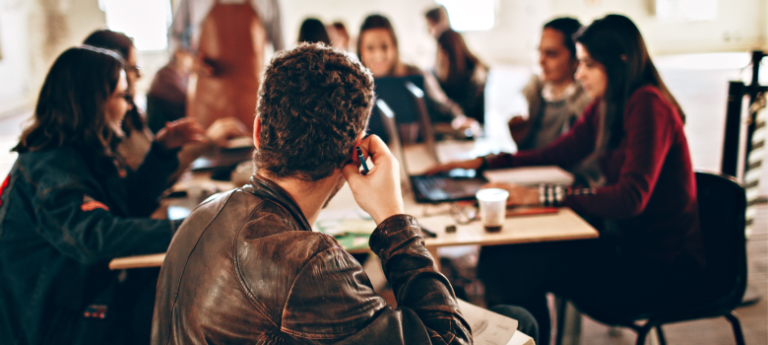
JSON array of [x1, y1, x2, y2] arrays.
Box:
[[371, 83, 486, 204]]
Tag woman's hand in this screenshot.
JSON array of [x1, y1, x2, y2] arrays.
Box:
[[451, 115, 481, 137], [206, 117, 249, 146], [342, 135, 404, 224], [155, 118, 207, 150], [508, 115, 531, 144], [424, 157, 484, 176], [482, 182, 539, 206]]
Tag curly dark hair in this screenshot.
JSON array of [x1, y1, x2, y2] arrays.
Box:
[[254, 43, 374, 181]]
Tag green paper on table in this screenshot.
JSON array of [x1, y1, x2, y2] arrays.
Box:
[[314, 209, 377, 251]]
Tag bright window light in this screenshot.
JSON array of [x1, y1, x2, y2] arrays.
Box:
[[436, 0, 495, 32], [99, 0, 172, 51], [656, 0, 718, 21]]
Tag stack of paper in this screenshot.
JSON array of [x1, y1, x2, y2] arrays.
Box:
[[457, 299, 535, 345], [483, 166, 573, 186]]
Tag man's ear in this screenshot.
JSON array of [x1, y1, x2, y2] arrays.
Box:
[[253, 115, 261, 149]]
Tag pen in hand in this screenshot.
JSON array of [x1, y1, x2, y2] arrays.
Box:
[[356, 146, 369, 175]]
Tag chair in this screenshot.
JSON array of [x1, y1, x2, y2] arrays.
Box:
[[556, 171, 748, 345]]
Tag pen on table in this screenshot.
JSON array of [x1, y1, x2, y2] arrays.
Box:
[[356, 146, 369, 175], [420, 226, 438, 238]]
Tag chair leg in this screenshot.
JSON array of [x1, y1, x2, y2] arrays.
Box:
[[655, 325, 667, 345], [555, 297, 567, 345], [724, 312, 746, 345], [634, 324, 652, 345]]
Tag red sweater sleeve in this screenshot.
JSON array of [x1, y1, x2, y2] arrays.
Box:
[[564, 88, 678, 219], [486, 101, 599, 170]]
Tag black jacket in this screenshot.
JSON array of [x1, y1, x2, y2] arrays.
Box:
[[0, 143, 182, 345], [152, 175, 473, 344]]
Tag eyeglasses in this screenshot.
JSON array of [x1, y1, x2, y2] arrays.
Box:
[[115, 92, 134, 103], [422, 202, 479, 225], [125, 64, 141, 73]]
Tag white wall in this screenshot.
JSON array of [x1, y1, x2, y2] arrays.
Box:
[[280, 0, 767, 67], [0, 0, 106, 117], [550, 0, 767, 56]]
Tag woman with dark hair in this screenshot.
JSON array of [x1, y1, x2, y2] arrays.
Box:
[[84, 30, 153, 170], [427, 15, 704, 342], [0, 46, 204, 344], [297, 17, 331, 45], [435, 29, 487, 124], [357, 14, 473, 127]]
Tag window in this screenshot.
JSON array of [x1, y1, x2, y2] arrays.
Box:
[[656, 0, 718, 22], [99, 0, 173, 51], [436, 0, 495, 32]]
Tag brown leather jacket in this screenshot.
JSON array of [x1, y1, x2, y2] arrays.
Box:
[[151, 176, 472, 344]]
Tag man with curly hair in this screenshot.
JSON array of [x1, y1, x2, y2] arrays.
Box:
[[150, 44, 473, 344]]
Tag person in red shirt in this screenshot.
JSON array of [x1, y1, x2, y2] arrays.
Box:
[[428, 14, 705, 343]]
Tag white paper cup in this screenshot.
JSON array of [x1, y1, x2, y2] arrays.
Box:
[[476, 188, 509, 232]]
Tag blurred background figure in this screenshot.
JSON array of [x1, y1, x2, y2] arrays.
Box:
[[509, 17, 591, 152], [425, 5, 450, 39], [169, 0, 285, 133], [357, 14, 469, 127], [147, 49, 194, 134], [297, 18, 331, 45], [83, 30, 155, 171], [435, 29, 488, 125], [328, 21, 351, 51]]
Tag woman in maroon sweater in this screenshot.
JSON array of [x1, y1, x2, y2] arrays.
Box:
[[429, 15, 705, 342]]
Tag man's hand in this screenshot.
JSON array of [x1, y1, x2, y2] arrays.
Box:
[[342, 135, 404, 224], [155, 118, 207, 150], [424, 157, 484, 176], [206, 117, 249, 146]]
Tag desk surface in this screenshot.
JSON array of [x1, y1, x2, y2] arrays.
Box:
[[110, 184, 597, 270], [110, 140, 599, 270]]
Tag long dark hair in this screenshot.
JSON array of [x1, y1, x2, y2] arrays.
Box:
[[83, 30, 134, 62], [575, 14, 684, 150], [436, 29, 481, 97], [83, 29, 145, 133], [14, 46, 124, 163], [356, 14, 400, 71], [298, 18, 331, 45]]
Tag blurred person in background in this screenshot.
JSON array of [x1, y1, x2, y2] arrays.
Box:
[[328, 21, 351, 51], [357, 14, 477, 135], [146, 49, 194, 134], [297, 17, 331, 45], [424, 5, 450, 39], [435, 29, 488, 125], [169, 0, 284, 133]]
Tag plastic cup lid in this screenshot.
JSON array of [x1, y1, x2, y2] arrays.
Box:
[[476, 188, 510, 202]]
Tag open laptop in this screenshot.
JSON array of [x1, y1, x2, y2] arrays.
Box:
[[371, 81, 486, 204]]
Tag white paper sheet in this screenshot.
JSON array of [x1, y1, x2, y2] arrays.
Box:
[[457, 299, 535, 345], [483, 166, 574, 186]]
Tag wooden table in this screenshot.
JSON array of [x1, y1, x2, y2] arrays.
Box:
[[110, 183, 597, 270], [110, 140, 599, 270]]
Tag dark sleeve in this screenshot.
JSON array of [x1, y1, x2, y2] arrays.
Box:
[[38, 181, 179, 265], [423, 72, 464, 123], [370, 215, 472, 344], [486, 101, 599, 170], [123, 141, 180, 217], [563, 91, 676, 219]]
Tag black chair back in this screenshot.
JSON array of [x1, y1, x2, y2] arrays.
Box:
[[695, 172, 748, 307]]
